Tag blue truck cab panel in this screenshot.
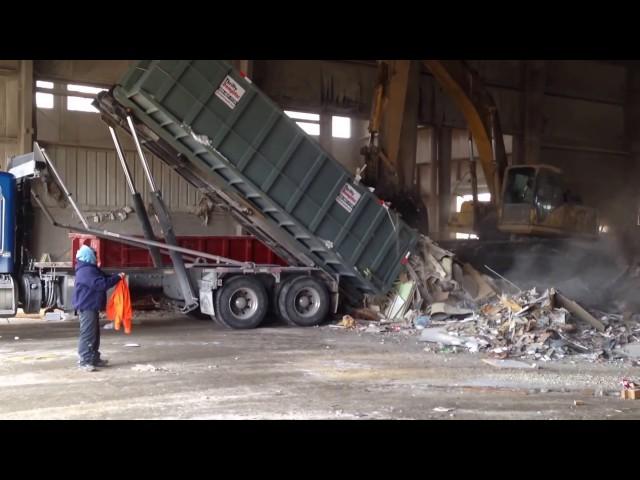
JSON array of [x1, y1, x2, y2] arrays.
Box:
[[0, 172, 16, 274]]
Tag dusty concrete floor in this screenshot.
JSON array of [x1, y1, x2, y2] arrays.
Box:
[[0, 313, 639, 419]]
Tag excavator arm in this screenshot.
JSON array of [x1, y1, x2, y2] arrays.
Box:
[[366, 60, 508, 204], [422, 60, 508, 203]]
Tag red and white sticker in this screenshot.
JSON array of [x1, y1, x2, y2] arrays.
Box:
[[336, 183, 361, 213], [215, 75, 246, 109]]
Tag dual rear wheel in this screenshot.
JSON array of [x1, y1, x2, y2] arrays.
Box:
[[207, 274, 329, 329]]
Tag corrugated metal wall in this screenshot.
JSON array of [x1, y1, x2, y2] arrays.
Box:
[[0, 61, 21, 167], [39, 144, 202, 211]]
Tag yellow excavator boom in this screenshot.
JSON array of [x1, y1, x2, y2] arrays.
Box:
[[422, 60, 508, 203]]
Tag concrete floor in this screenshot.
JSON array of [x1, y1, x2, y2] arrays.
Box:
[[0, 313, 639, 419]]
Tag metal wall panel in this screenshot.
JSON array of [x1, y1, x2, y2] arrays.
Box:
[[39, 143, 202, 211], [0, 66, 19, 168]]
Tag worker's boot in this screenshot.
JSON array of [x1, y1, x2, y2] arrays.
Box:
[[78, 364, 97, 372], [94, 358, 109, 367]]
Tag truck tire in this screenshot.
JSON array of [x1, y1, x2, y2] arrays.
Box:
[[211, 313, 232, 329], [272, 275, 298, 324], [214, 276, 268, 329], [278, 276, 329, 327], [20, 274, 42, 314]]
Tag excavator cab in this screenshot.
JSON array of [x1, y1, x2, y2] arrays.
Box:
[[499, 165, 598, 238]]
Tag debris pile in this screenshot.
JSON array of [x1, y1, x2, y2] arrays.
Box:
[[365, 236, 489, 326], [344, 234, 640, 364], [424, 287, 640, 362], [89, 206, 134, 223]]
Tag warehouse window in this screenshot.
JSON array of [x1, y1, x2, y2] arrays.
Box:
[[66, 84, 107, 113], [36, 81, 54, 109], [285, 110, 320, 136], [455, 193, 490, 239], [331, 116, 351, 139], [455, 193, 491, 212]]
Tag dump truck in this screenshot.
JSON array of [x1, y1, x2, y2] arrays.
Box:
[[0, 60, 419, 329]]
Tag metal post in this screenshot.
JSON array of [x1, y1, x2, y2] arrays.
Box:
[[109, 126, 136, 193], [124, 116, 199, 312], [39, 147, 89, 229], [126, 116, 157, 192], [108, 126, 163, 268], [489, 108, 501, 207], [468, 133, 479, 233]]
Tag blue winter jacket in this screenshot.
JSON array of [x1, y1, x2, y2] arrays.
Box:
[[72, 261, 121, 311]]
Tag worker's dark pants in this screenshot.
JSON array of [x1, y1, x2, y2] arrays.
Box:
[[78, 310, 101, 366]]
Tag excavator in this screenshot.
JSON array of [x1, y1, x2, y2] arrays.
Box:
[[360, 60, 599, 241]]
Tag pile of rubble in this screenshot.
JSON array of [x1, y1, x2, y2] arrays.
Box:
[[423, 287, 640, 362], [342, 235, 640, 364]]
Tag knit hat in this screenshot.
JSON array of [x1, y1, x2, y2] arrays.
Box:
[[76, 245, 97, 264]]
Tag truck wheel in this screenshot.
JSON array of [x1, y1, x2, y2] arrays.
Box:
[[272, 276, 298, 324], [278, 276, 329, 327], [20, 274, 42, 314], [211, 313, 232, 329], [214, 276, 268, 329]]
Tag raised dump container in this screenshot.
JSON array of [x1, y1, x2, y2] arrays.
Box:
[[111, 60, 418, 297]]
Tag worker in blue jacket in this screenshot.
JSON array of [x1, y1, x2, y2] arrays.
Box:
[[72, 245, 125, 372]]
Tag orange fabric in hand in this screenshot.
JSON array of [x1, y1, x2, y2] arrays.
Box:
[[106, 279, 133, 334]]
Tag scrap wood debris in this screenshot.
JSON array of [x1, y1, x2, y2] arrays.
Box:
[[621, 379, 640, 400], [340, 234, 640, 364]]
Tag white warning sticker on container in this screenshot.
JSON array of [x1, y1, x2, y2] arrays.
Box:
[[336, 183, 362, 213], [215, 75, 246, 109]]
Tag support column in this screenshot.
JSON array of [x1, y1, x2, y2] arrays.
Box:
[[398, 61, 420, 191], [0, 60, 33, 161], [429, 128, 439, 232], [622, 66, 640, 258], [19, 60, 34, 154], [437, 126, 453, 240], [231, 60, 253, 78], [511, 134, 524, 165], [626, 68, 640, 163], [522, 60, 546, 165], [319, 113, 331, 151]]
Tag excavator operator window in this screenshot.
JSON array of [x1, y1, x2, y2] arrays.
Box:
[[504, 167, 535, 205], [534, 169, 564, 221]]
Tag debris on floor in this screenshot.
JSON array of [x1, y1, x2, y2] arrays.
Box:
[[124, 343, 140, 348], [44, 310, 64, 321], [621, 379, 640, 400], [131, 364, 166, 372], [337, 233, 640, 365], [622, 342, 640, 358], [481, 358, 538, 370], [414, 315, 431, 329], [339, 315, 356, 329], [433, 407, 455, 412]]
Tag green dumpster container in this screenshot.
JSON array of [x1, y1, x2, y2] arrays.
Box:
[[112, 60, 419, 297]]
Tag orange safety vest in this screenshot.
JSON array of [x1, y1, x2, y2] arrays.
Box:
[[106, 279, 133, 334]]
